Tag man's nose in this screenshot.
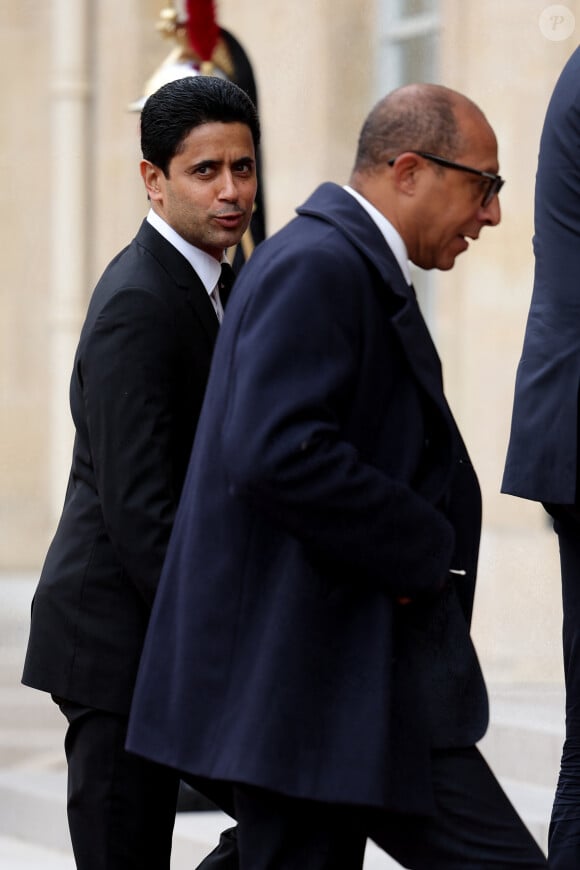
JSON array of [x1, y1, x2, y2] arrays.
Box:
[[218, 171, 238, 200], [480, 194, 501, 227]]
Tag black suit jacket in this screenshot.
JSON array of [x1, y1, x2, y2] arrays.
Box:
[[23, 219, 220, 715], [503, 46, 580, 503], [127, 185, 488, 816]]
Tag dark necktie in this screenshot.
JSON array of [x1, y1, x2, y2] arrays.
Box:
[[218, 262, 236, 307]]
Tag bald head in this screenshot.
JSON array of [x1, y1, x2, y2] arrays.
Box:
[[348, 83, 501, 272], [352, 84, 488, 176]]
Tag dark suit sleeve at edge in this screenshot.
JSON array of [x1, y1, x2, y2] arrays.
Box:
[[79, 287, 179, 606]]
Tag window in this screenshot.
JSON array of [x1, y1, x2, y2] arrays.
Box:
[[376, 0, 440, 96], [376, 0, 441, 322]]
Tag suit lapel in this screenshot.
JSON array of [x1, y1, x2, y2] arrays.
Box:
[[134, 220, 219, 344], [298, 185, 459, 506], [390, 288, 447, 414]]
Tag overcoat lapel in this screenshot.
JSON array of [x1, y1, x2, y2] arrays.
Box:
[[298, 184, 457, 504], [298, 185, 447, 413], [134, 220, 219, 345]]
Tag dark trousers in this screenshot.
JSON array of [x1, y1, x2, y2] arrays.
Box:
[[547, 507, 580, 869], [197, 747, 546, 869], [55, 698, 179, 870]]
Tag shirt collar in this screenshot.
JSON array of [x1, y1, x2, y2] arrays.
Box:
[[146, 208, 224, 295], [343, 186, 412, 286]]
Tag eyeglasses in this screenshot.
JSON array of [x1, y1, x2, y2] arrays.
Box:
[[387, 150, 504, 208]]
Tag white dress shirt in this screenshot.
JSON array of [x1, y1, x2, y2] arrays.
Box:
[[343, 185, 413, 286], [146, 208, 226, 320]]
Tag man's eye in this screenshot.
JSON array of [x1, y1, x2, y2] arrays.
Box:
[[469, 177, 487, 198]]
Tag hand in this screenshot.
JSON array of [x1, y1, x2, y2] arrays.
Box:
[[396, 568, 466, 606]]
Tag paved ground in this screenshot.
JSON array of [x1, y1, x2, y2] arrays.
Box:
[[0, 573, 72, 867], [0, 834, 75, 869]]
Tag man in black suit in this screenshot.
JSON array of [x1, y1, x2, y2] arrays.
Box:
[[22, 75, 259, 870], [502, 46, 580, 869], [127, 84, 546, 867]]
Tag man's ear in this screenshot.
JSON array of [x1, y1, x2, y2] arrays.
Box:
[[390, 152, 423, 196], [140, 160, 164, 203]]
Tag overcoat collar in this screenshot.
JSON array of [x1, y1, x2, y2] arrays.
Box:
[[297, 183, 459, 505], [297, 184, 448, 412], [134, 219, 220, 343]]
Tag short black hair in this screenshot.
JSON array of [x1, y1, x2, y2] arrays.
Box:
[[141, 75, 260, 176]]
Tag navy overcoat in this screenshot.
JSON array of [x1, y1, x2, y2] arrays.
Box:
[[127, 184, 488, 815], [503, 47, 580, 503]]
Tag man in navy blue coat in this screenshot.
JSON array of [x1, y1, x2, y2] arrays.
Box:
[[503, 46, 580, 869], [128, 84, 546, 868]]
